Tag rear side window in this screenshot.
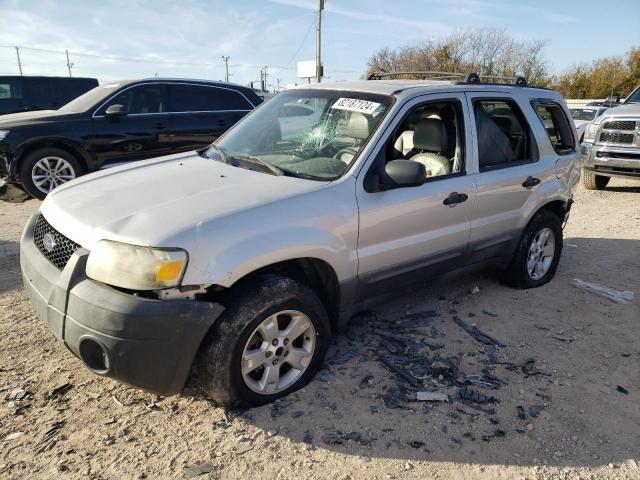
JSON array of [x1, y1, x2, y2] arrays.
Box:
[[533, 101, 575, 154], [0, 80, 22, 99], [168, 84, 253, 112], [473, 99, 532, 170]]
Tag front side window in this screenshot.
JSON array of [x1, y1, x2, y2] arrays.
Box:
[[99, 85, 165, 115], [533, 101, 575, 154], [207, 89, 392, 180], [168, 84, 252, 112], [385, 100, 465, 180], [473, 99, 532, 170]]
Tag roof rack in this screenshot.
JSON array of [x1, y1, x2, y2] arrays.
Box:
[[367, 71, 528, 87]]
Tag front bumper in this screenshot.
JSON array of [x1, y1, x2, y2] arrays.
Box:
[[20, 213, 224, 395], [581, 143, 640, 178]]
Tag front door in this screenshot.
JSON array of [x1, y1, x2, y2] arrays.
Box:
[[89, 83, 172, 166], [355, 93, 475, 299]]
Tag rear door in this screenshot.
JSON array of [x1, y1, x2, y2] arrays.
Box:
[[89, 83, 172, 166], [465, 93, 549, 264], [167, 83, 254, 152]]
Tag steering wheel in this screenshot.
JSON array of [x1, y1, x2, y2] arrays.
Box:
[[334, 147, 360, 164]]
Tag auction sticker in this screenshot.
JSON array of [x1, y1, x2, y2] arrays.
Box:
[[331, 98, 381, 115]]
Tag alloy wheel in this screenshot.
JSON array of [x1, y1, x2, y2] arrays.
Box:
[[31, 156, 76, 194], [527, 227, 556, 280]]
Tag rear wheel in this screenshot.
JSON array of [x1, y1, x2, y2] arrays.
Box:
[[19, 147, 84, 199], [500, 210, 563, 289], [582, 169, 609, 190], [194, 274, 331, 408]]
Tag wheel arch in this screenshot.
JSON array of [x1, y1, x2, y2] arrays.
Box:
[[207, 257, 342, 332], [17, 139, 91, 175]]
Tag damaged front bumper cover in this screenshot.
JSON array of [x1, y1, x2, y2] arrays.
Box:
[[20, 213, 224, 395]]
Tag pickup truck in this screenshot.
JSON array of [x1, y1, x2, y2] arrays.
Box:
[[581, 85, 640, 189], [20, 73, 581, 407]]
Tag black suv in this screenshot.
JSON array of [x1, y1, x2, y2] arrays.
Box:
[[0, 78, 262, 198], [0, 76, 99, 115]]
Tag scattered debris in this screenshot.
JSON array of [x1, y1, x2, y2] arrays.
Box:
[[571, 278, 634, 304], [552, 334, 575, 343], [528, 405, 545, 417], [266, 429, 278, 437], [50, 383, 73, 398], [4, 432, 25, 441], [33, 421, 64, 454], [322, 430, 371, 446], [452, 316, 504, 347], [302, 431, 313, 444], [359, 375, 374, 388], [482, 310, 498, 318], [4, 388, 27, 401], [481, 429, 505, 442], [470, 286, 480, 294], [617, 385, 629, 395], [457, 387, 496, 404], [408, 440, 425, 448], [184, 463, 215, 478], [383, 389, 407, 409], [517, 405, 526, 420], [521, 359, 551, 377], [416, 391, 448, 402]]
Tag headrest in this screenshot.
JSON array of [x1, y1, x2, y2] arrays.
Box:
[[492, 117, 512, 137], [343, 112, 370, 140], [413, 117, 447, 153]]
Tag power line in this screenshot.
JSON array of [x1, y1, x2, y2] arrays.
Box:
[[284, 15, 316, 68]]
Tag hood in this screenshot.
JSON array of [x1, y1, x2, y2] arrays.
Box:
[[41, 151, 327, 248], [594, 103, 640, 124], [573, 119, 590, 129], [0, 109, 84, 128]]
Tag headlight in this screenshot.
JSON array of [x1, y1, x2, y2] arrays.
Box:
[[0, 130, 9, 141], [86, 240, 188, 290], [583, 124, 599, 143]]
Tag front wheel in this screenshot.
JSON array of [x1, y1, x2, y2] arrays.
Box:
[[19, 147, 84, 199], [194, 274, 331, 408], [582, 169, 609, 190], [500, 210, 563, 289]]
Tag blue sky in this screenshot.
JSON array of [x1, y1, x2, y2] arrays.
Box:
[[0, 0, 638, 88]]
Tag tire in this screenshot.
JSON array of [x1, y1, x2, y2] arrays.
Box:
[[19, 147, 84, 200], [500, 210, 563, 289], [194, 274, 331, 408], [582, 169, 609, 190]]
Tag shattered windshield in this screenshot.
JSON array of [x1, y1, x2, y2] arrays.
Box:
[[207, 89, 392, 180]]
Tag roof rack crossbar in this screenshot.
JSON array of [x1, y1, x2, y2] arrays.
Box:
[[367, 71, 528, 87]]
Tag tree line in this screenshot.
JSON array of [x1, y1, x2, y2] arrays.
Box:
[[365, 28, 639, 99]]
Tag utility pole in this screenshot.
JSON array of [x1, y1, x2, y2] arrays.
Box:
[[262, 66, 268, 92], [15, 47, 23, 76], [221, 56, 230, 82], [315, 0, 324, 83], [276, 78, 282, 92], [66, 49, 73, 77]]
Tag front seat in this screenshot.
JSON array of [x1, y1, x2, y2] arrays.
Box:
[[335, 113, 370, 163], [407, 118, 450, 177]]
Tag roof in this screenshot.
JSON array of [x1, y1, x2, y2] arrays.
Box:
[[112, 77, 257, 95], [300, 80, 558, 97]]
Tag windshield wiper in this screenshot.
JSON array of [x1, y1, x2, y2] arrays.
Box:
[[205, 144, 233, 164], [231, 154, 284, 176]]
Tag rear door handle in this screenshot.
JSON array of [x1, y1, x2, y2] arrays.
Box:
[[153, 122, 166, 129], [443, 192, 468, 206], [522, 176, 541, 188]]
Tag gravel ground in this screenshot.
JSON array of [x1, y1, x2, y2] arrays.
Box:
[[0, 179, 639, 480]]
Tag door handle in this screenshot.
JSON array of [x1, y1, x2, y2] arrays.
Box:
[[153, 122, 166, 129], [522, 176, 541, 188], [443, 192, 468, 206]]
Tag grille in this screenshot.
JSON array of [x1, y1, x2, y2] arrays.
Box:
[[602, 120, 636, 130], [599, 132, 635, 144], [33, 215, 80, 270]]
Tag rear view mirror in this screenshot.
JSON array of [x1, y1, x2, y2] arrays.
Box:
[[382, 159, 426, 188], [105, 104, 128, 118]]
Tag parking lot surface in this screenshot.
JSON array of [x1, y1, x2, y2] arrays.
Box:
[[1, 180, 639, 479]]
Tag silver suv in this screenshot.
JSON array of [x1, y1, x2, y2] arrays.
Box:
[[581, 85, 640, 189], [20, 73, 581, 407]]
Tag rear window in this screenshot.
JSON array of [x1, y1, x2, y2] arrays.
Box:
[[168, 84, 253, 112], [533, 101, 575, 154]]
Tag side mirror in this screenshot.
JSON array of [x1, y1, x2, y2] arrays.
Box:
[[381, 159, 425, 188], [105, 104, 128, 118]]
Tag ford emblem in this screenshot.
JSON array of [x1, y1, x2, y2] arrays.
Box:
[[42, 233, 57, 252]]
